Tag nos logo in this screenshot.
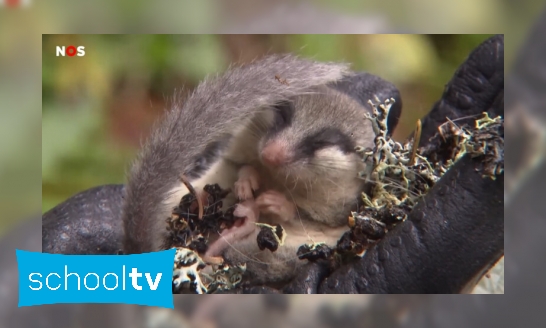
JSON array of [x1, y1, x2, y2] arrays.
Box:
[[56, 46, 85, 57]]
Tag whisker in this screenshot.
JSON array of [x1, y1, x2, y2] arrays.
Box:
[[213, 229, 270, 265], [212, 226, 325, 265]]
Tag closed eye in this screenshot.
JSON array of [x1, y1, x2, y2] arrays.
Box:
[[298, 127, 355, 156], [311, 138, 336, 149]]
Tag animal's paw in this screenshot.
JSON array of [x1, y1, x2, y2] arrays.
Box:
[[256, 190, 296, 222], [233, 199, 259, 223], [234, 165, 260, 200]]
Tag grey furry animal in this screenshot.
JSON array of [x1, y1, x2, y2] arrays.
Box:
[[122, 54, 400, 285]]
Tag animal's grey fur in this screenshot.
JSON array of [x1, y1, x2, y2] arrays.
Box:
[[122, 54, 353, 254]]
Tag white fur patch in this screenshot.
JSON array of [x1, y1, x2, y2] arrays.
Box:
[[314, 147, 354, 169]]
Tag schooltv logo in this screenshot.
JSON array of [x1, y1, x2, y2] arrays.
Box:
[[16, 249, 175, 308], [56, 45, 86, 57]]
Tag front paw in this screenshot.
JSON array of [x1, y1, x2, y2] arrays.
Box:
[[233, 199, 259, 223], [234, 165, 260, 200], [256, 190, 296, 222]]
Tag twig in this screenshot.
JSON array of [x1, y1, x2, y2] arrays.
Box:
[[180, 174, 204, 220], [409, 119, 422, 166]]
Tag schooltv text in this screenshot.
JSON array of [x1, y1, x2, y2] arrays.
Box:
[[16, 249, 175, 308]]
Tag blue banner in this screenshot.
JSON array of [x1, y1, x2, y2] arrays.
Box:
[[16, 249, 176, 308]]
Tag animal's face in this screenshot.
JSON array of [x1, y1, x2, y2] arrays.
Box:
[[257, 91, 373, 190]]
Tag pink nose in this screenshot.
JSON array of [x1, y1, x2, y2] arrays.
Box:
[[261, 141, 288, 167]]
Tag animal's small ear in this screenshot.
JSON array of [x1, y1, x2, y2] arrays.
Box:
[[270, 100, 295, 133], [329, 72, 403, 135]]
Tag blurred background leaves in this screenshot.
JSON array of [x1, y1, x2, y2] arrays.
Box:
[[41, 34, 493, 213]]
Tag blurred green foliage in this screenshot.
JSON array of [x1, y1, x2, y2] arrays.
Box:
[[42, 34, 493, 213]]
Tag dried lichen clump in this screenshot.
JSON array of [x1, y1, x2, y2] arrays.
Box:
[[164, 182, 235, 251], [202, 263, 247, 294], [421, 112, 504, 180], [297, 242, 333, 261], [256, 223, 286, 252], [165, 182, 246, 294], [359, 97, 437, 210], [468, 114, 504, 178], [337, 97, 504, 259], [172, 247, 208, 294], [336, 207, 409, 256]]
